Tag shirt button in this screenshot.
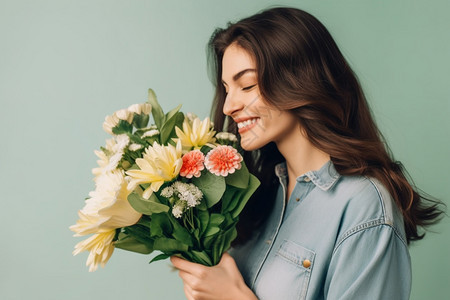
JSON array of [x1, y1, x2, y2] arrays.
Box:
[[295, 197, 300, 202], [304, 176, 311, 182], [302, 259, 311, 268]]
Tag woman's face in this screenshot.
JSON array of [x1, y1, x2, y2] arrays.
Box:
[[221, 43, 300, 151]]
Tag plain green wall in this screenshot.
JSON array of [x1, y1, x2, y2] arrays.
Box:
[[1, 0, 448, 299]]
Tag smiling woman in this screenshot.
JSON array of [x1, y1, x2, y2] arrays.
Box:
[[169, 6, 446, 300]]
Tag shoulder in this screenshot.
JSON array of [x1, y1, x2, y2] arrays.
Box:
[[330, 175, 407, 246]]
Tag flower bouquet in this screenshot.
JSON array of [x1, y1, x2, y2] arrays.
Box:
[[70, 89, 260, 272]]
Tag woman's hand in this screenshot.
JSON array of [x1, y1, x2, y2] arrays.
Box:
[[170, 252, 258, 300]]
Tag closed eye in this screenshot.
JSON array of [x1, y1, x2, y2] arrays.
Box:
[[242, 84, 257, 91]]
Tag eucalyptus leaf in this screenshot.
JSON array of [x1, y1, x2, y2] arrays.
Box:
[[192, 171, 226, 208]]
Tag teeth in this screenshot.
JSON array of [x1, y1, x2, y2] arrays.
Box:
[[237, 118, 258, 129]]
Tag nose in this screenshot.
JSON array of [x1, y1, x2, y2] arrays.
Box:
[[222, 90, 244, 117]]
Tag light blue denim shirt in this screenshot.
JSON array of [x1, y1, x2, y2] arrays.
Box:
[[230, 160, 411, 299]]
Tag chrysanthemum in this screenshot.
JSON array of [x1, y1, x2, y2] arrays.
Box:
[[72, 230, 116, 272], [174, 117, 216, 150], [70, 170, 141, 271], [125, 141, 183, 199], [128, 103, 152, 115], [102, 109, 134, 135], [70, 169, 142, 236], [91, 135, 130, 178], [180, 150, 205, 178], [204, 145, 243, 176]]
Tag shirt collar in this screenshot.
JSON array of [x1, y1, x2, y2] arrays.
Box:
[[275, 160, 340, 191]]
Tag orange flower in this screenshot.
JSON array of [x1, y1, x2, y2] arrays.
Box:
[[204, 145, 243, 176], [180, 150, 205, 178]]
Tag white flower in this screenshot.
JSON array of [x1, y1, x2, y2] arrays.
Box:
[[115, 109, 133, 123], [92, 150, 109, 178], [71, 169, 142, 271], [171, 182, 203, 208], [103, 114, 120, 135], [105, 134, 130, 172], [160, 186, 174, 198], [71, 169, 141, 236], [72, 230, 116, 272], [172, 203, 184, 218], [142, 129, 160, 138], [128, 103, 152, 115], [129, 143, 143, 151]]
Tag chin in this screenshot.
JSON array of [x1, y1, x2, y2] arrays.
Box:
[[239, 138, 266, 151]]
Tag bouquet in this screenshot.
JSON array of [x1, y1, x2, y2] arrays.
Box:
[[70, 89, 260, 272]]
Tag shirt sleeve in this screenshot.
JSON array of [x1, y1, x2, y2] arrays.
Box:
[[324, 223, 411, 300]]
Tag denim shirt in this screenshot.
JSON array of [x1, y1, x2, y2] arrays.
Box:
[[230, 161, 411, 300]]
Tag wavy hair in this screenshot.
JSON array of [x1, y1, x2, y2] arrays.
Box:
[[208, 7, 444, 245]]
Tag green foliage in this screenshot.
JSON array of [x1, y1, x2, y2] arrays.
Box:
[[128, 192, 169, 215], [110, 88, 262, 267], [192, 171, 226, 208]]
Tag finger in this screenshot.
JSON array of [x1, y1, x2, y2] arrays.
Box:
[[184, 284, 196, 300], [171, 256, 207, 276], [178, 270, 205, 292]]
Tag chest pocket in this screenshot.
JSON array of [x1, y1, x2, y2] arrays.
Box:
[[254, 240, 315, 300]]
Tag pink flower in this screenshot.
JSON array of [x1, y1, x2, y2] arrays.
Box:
[[180, 150, 205, 178], [204, 145, 243, 176]]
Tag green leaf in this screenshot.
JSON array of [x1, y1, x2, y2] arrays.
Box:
[[160, 110, 183, 145], [114, 232, 153, 254], [150, 213, 173, 237], [153, 237, 189, 252], [114, 234, 153, 254], [231, 174, 260, 219], [204, 225, 220, 237], [168, 215, 194, 247], [128, 192, 170, 215], [198, 210, 210, 236], [112, 119, 133, 134], [220, 187, 240, 214], [191, 250, 213, 266], [149, 253, 170, 264], [225, 161, 250, 189], [209, 213, 225, 227], [192, 171, 226, 208], [166, 104, 182, 121], [148, 88, 165, 129]]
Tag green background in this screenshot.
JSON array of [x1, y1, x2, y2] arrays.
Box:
[[1, 0, 448, 299]]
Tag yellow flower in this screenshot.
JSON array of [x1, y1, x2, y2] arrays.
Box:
[[126, 141, 183, 199], [71, 169, 141, 236], [175, 117, 216, 150], [73, 230, 116, 272]]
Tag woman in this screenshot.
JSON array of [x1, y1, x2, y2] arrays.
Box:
[[171, 7, 444, 300]]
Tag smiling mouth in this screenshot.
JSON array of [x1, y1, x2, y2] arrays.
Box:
[[237, 118, 259, 133]]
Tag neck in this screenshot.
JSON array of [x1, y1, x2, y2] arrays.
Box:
[[276, 125, 330, 183]]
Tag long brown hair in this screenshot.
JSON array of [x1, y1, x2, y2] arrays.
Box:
[[208, 7, 444, 245]]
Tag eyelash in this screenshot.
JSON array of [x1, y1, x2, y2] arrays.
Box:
[[242, 84, 256, 91]]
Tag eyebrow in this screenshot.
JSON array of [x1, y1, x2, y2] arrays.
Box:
[[222, 68, 256, 85]]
